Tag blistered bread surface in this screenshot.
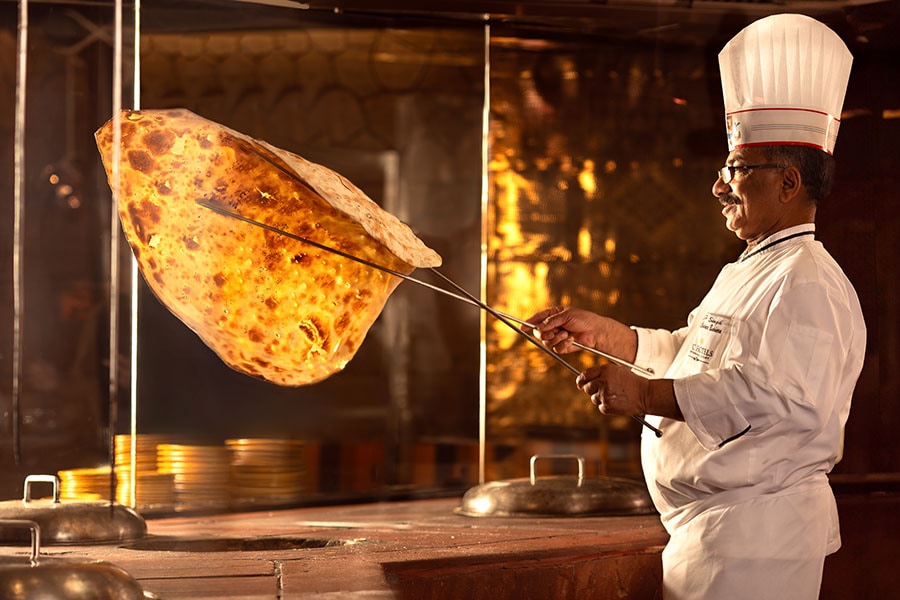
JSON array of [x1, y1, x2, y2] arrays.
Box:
[[95, 108, 441, 386]]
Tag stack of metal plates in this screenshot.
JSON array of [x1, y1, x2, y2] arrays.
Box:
[[114, 434, 166, 472], [60, 436, 313, 511], [57, 466, 113, 501], [114, 434, 176, 509], [157, 443, 230, 510], [226, 438, 307, 505]]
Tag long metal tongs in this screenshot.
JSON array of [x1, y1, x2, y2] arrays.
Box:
[[195, 199, 662, 438]]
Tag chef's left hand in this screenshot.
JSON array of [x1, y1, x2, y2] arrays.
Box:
[[576, 363, 649, 416], [577, 364, 684, 421]]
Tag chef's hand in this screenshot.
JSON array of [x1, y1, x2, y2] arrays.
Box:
[[522, 307, 637, 359], [577, 363, 649, 416], [576, 363, 684, 421]]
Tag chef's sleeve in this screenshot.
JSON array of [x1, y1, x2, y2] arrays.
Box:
[[632, 325, 687, 379], [673, 282, 857, 450]]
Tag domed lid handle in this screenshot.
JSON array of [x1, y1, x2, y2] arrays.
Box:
[[0, 519, 41, 564], [23, 475, 60, 504]]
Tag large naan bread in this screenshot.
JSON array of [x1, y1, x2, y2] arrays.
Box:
[[95, 108, 441, 386]]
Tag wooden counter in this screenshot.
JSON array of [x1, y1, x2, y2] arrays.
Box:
[[27, 498, 668, 599]]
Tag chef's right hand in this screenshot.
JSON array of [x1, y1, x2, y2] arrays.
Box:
[[522, 307, 607, 355]]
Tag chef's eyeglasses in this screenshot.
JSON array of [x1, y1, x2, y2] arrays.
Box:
[[717, 163, 783, 184]]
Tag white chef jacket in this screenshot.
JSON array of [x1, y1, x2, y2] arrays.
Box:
[[632, 224, 866, 599]]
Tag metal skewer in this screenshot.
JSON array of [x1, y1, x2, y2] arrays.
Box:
[[468, 309, 654, 378], [195, 199, 662, 437], [427, 269, 662, 438]]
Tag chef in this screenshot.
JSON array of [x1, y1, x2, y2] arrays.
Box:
[[526, 14, 866, 599]]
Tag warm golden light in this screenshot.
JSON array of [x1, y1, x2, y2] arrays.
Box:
[[578, 159, 597, 197], [604, 236, 616, 258], [578, 227, 592, 260]]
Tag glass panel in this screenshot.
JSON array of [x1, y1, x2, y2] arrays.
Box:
[[484, 27, 742, 481], [2, 1, 486, 511], [123, 3, 485, 511], [0, 1, 136, 500]]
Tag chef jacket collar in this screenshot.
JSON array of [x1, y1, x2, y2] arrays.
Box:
[[739, 223, 816, 263]]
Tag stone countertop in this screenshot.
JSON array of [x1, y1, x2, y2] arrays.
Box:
[[16, 498, 668, 599]]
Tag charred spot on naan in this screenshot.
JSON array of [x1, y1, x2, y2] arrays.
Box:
[[290, 252, 313, 267], [334, 311, 353, 337], [182, 235, 201, 251], [127, 150, 155, 174], [247, 327, 266, 344], [297, 318, 327, 350], [144, 128, 177, 155]]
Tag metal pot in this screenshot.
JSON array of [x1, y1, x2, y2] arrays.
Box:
[[456, 454, 656, 518], [0, 520, 154, 599], [0, 475, 147, 544]]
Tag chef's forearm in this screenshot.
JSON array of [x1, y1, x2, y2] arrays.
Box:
[[645, 378, 684, 421], [600, 321, 638, 362]]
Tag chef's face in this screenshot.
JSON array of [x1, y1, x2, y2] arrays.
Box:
[[712, 147, 787, 246]]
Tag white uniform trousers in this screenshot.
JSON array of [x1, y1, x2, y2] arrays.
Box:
[[661, 484, 840, 600]]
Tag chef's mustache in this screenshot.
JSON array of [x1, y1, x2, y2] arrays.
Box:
[[719, 194, 741, 206]]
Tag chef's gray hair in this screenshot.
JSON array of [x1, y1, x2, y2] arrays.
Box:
[[763, 145, 836, 203]]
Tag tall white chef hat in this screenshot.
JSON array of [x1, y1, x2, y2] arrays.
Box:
[[718, 13, 853, 155]]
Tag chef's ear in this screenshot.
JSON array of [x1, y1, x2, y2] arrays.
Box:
[[779, 165, 803, 202]]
